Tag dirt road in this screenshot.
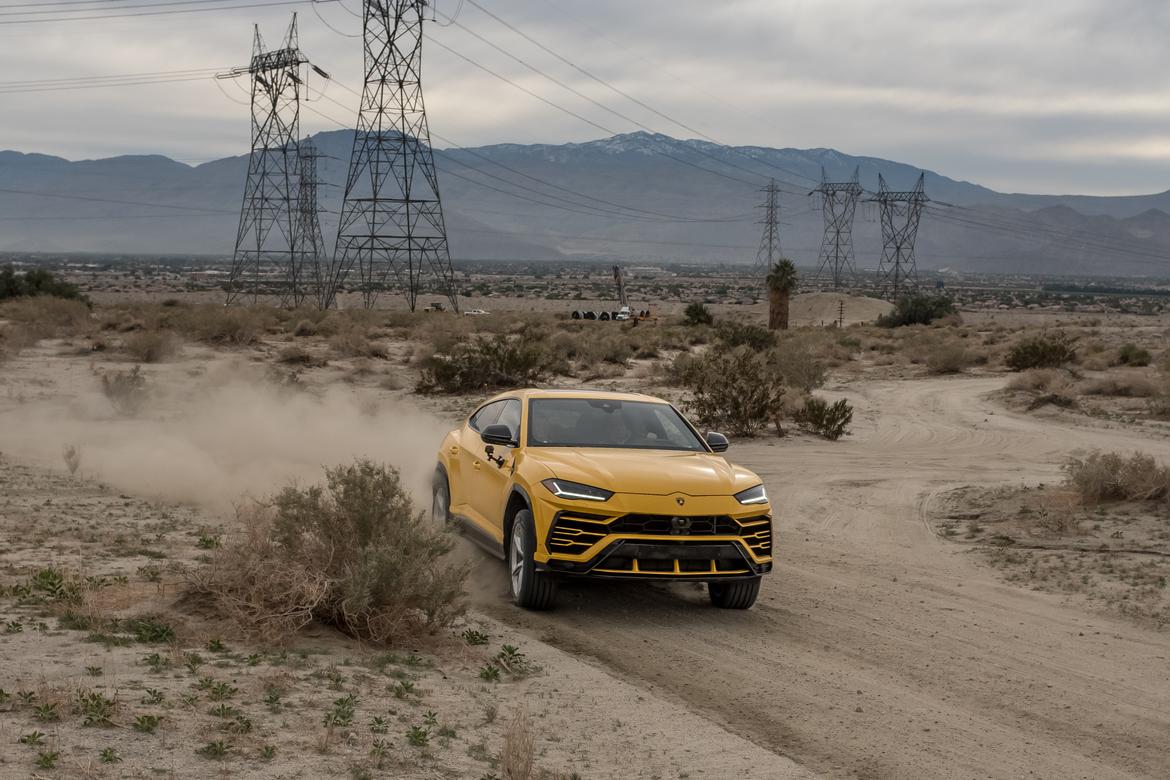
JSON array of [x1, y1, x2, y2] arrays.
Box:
[[481, 376, 1170, 779]]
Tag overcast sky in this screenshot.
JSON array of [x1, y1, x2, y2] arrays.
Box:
[[2, 0, 1169, 195]]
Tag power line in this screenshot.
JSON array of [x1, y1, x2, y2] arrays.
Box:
[[310, 82, 749, 225], [422, 34, 761, 189], [458, 0, 821, 191], [0, 0, 329, 25], [0, 186, 235, 213]]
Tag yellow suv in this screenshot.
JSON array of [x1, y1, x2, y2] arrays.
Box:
[[432, 389, 772, 610]]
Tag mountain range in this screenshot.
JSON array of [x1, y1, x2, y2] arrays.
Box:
[[2, 130, 1169, 278]]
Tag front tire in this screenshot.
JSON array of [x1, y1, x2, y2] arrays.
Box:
[[708, 577, 761, 609], [508, 510, 557, 610], [431, 469, 451, 527]]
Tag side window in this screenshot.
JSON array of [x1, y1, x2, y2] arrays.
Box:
[[469, 401, 503, 432], [496, 399, 522, 439]]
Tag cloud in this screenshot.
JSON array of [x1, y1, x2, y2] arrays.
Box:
[[0, 0, 1167, 194]]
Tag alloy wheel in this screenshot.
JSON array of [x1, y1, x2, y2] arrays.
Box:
[[510, 524, 525, 596]]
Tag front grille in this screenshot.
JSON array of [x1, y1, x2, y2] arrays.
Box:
[[593, 553, 751, 576], [547, 511, 773, 559], [546, 511, 612, 556]]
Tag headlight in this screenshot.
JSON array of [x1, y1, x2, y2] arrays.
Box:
[[541, 478, 614, 502], [734, 484, 768, 505]]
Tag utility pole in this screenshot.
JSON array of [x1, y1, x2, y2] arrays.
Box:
[[811, 166, 862, 290], [753, 178, 781, 276], [294, 139, 329, 310], [327, 0, 460, 311], [871, 173, 929, 299], [221, 15, 311, 307]]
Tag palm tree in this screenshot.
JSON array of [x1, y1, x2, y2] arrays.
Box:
[[766, 259, 797, 330]]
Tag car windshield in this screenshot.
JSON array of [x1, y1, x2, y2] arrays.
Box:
[[527, 398, 707, 451]]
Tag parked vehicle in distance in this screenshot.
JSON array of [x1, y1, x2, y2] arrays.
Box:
[[463, 309, 490, 316], [432, 389, 773, 610]]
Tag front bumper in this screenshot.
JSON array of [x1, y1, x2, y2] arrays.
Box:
[[537, 504, 773, 581]]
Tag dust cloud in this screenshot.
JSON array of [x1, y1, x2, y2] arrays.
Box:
[[0, 361, 454, 512]]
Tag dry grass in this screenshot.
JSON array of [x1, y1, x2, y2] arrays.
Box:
[[1, 296, 92, 339], [501, 708, 536, 780]]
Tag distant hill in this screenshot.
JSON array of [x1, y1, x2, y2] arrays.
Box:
[[2, 131, 1170, 277]]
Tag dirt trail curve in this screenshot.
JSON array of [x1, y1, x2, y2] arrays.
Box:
[[482, 376, 1170, 779]]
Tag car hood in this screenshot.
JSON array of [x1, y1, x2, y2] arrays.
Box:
[[529, 447, 759, 497]]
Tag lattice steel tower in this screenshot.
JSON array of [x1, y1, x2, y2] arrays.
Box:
[[753, 179, 782, 275], [221, 15, 308, 306], [871, 173, 929, 298], [328, 0, 459, 311], [812, 166, 862, 289], [294, 139, 329, 309]]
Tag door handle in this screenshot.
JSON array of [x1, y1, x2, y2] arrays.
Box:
[[472, 461, 481, 470], [449, 446, 459, 455]]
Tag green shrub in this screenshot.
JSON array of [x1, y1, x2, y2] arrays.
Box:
[[1116, 343, 1152, 367], [677, 346, 786, 436], [190, 461, 467, 643], [1005, 331, 1077, 371], [715, 321, 776, 351], [417, 333, 546, 393], [793, 397, 853, 440], [0, 266, 88, 303], [877, 292, 956, 327], [683, 302, 713, 326]]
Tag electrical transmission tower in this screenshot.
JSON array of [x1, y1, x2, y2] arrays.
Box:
[[871, 173, 929, 298], [294, 139, 330, 309], [327, 0, 459, 311], [753, 178, 782, 275], [220, 15, 309, 307], [811, 166, 862, 289]]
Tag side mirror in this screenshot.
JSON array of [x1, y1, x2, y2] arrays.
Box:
[[705, 431, 729, 453], [481, 424, 516, 447]]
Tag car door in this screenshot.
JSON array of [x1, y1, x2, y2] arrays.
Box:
[[455, 400, 503, 522], [462, 398, 522, 543]]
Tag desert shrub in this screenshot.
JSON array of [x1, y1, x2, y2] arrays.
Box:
[[328, 328, 389, 359], [178, 306, 269, 346], [770, 338, 826, 392], [1, 296, 92, 339], [501, 709, 536, 780], [1063, 451, 1170, 503], [0, 266, 88, 303], [1008, 369, 1070, 394], [101, 366, 148, 416], [877, 292, 956, 328], [715, 321, 776, 351], [123, 330, 180, 363], [1077, 376, 1157, 398], [1005, 331, 1077, 371], [678, 346, 786, 436], [190, 460, 466, 643], [924, 342, 972, 375], [1116, 343, 1152, 367], [417, 333, 546, 394], [793, 397, 853, 440], [291, 319, 318, 337], [683, 301, 713, 326], [276, 345, 320, 366]]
